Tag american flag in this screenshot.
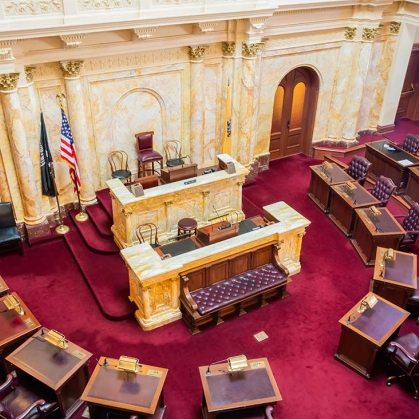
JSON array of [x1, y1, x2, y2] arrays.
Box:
[[60, 107, 81, 191]]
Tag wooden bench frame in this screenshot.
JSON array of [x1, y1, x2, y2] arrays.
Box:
[[179, 242, 290, 334]]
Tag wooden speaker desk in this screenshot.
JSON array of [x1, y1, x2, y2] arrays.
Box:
[[0, 292, 40, 380], [350, 207, 406, 266], [81, 357, 168, 419], [196, 221, 239, 246], [6, 328, 92, 418], [160, 163, 198, 184], [308, 163, 354, 212], [335, 293, 409, 378], [199, 357, 282, 419], [371, 247, 417, 308]]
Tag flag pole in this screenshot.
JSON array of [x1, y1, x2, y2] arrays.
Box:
[[50, 156, 70, 235], [73, 170, 88, 222]]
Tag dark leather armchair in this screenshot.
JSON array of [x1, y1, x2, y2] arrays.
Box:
[[217, 405, 274, 418], [367, 176, 396, 207], [0, 373, 58, 419], [386, 332, 419, 399], [135, 131, 163, 177], [108, 150, 132, 183], [344, 156, 372, 186], [394, 202, 419, 249], [401, 133, 419, 155], [0, 202, 24, 256]]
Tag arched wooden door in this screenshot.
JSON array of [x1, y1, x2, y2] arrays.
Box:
[[270, 67, 318, 159]]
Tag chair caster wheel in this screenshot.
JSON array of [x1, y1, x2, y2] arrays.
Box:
[[387, 382, 392, 387]]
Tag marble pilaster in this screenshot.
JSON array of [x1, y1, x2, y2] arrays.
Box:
[[60, 61, 97, 206], [221, 42, 235, 156]]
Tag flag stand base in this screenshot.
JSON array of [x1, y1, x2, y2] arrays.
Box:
[[75, 211, 89, 222], [55, 224, 70, 235]]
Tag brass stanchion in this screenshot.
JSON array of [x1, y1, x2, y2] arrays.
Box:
[[50, 161, 69, 235]]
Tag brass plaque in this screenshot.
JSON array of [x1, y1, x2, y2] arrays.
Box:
[[72, 350, 86, 359], [250, 361, 265, 369], [147, 369, 163, 377]]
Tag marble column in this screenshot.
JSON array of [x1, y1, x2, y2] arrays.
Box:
[[237, 42, 263, 165], [60, 60, 97, 206], [189, 47, 206, 167], [221, 42, 235, 156], [0, 72, 45, 225]]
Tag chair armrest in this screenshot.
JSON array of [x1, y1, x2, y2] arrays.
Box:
[[389, 341, 417, 363], [273, 244, 290, 276], [405, 229, 419, 236], [16, 399, 46, 419], [180, 274, 198, 311], [0, 374, 14, 399], [393, 214, 405, 219], [265, 405, 274, 419]]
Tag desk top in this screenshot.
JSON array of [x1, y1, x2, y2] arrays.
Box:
[[6, 328, 92, 390], [310, 163, 354, 184], [373, 247, 417, 289], [339, 293, 409, 346], [0, 292, 41, 347], [366, 140, 419, 166], [157, 237, 201, 258], [0, 275, 9, 295], [354, 207, 406, 235], [330, 183, 380, 207], [199, 357, 282, 413], [81, 357, 168, 415]]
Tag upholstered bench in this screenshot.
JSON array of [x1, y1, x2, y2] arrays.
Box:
[[180, 243, 290, 334]]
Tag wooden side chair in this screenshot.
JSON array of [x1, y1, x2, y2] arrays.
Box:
[[136, 223, 160, 248], [108, 150, 132, 183]]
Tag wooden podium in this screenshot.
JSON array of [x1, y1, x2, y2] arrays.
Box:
[[196, 221, 239, 246], [160, 163, 198, 184], [199, 357, 282, 419], [81, 356, 168, 419], [371, 247, 417, 308], [6, 328, 92, 418]]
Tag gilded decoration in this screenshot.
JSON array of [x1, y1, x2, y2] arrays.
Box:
[[3, 0, 62, 15], [344, 27, 356, 40], [24, 67, 37, 83], [188, 46, 206, 61], [60, 60, 84, 77], [390, 22, 401, 35], [0, 73, 20, 91], [153, 0, 201, 5], [242, 42, 264, 58], [362, 28, 378, 42], [77, 0, 133, 9], [60, 34, 86, 48], [132, 27, 157, 41], [222, 41, 235, 57], [0, 48, 14, 61]]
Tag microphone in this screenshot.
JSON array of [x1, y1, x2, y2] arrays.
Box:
[[96, 358, 109, 367], [213, 206, 231, 230]]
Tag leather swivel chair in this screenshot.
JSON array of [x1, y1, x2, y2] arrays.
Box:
[[0, 202, 24, 256], [386, 332, 419, 399], [135, 132, 163, 177], [0, 373, 58, 419], [136, 223, 160, 248], [401, 133, 419, 155], [394, 202, 419, 249], [108, 150, 132, 183], [217, 405, 274, 419], [367, 176, 396, 207], [344, 156, 372, 186]]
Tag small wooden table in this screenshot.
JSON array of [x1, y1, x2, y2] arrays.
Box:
[[199, 357, 282, 419], [6, 328, 92, 419], [371, 247, 417, 308], [335, 293, 409, 378], [403, 166, 419, 206], [308, 163, 354, 212], [328, 182, 380, 236], [350, 207, 406, 266], [0, 275, 9, 297], [0, 292, 41, 380], [81, 356, 168, 419]]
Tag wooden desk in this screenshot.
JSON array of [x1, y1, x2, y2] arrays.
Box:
[[403, 166, 419, 206], [81, 356, 167, 419], [0, 292, 40, 380], [0, 275, 9, 297], [335, 293, 409, 378], [6, 328, 92, 419], [308, 163, 354, 212], [328, 182, 380, 236], [155, 237, 202, 258], [350, 207, 406, 266], [371, 247, 417, 308], [199, 357, 282, 419], [160, 163, 198, 184], [196, 221, 239, 246], [365, 140, 419, 195]]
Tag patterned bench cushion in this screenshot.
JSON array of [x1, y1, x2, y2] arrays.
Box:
[[191, 263, 287, 316]]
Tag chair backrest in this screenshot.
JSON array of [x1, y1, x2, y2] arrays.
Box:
[[401, 133, 419, 154], [136, 223, 160, 247], [0, 203, 16, 229], [164, 140, 182, 161], [108, 151, 129, 173], [135, 132, 154, 152], [346, 156, 371, 181], [370, 176, 396, 206], [402, 202, 419, 233]]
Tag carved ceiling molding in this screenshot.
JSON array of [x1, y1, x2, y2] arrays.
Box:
[[222, 41, 235, 57], [188, 46, 206, 61], [60, 60, 84, 77], [77, 0, 134, 10], [248, 17, 268, 35], [60, 34, 86, 49], [3, 0, 63, 16], [194, 22, 219, 34], [24, 66, 37, 83], [273, 6, 352, 15], [153, 0, 202, 5], [0, 73, 20, 91], [132, 27, 157, 41]]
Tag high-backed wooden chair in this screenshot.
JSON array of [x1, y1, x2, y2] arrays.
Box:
[[367, 176, 396, 207], [394, 202, 419, 249], [135, 131, 163, 177], [108, 150, 132, 183]]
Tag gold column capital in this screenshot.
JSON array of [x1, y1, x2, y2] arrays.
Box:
[[344, 27, 356, 41], [390, 22, 401, 35], [222, 41, 235, 57], [362, 28, 378, 42], [24, 66, 37, 83], [0, 73, 20, 91], [60, 60, 84, 78], [242, 42, 264, 58], [188, 46, 206, 61]]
